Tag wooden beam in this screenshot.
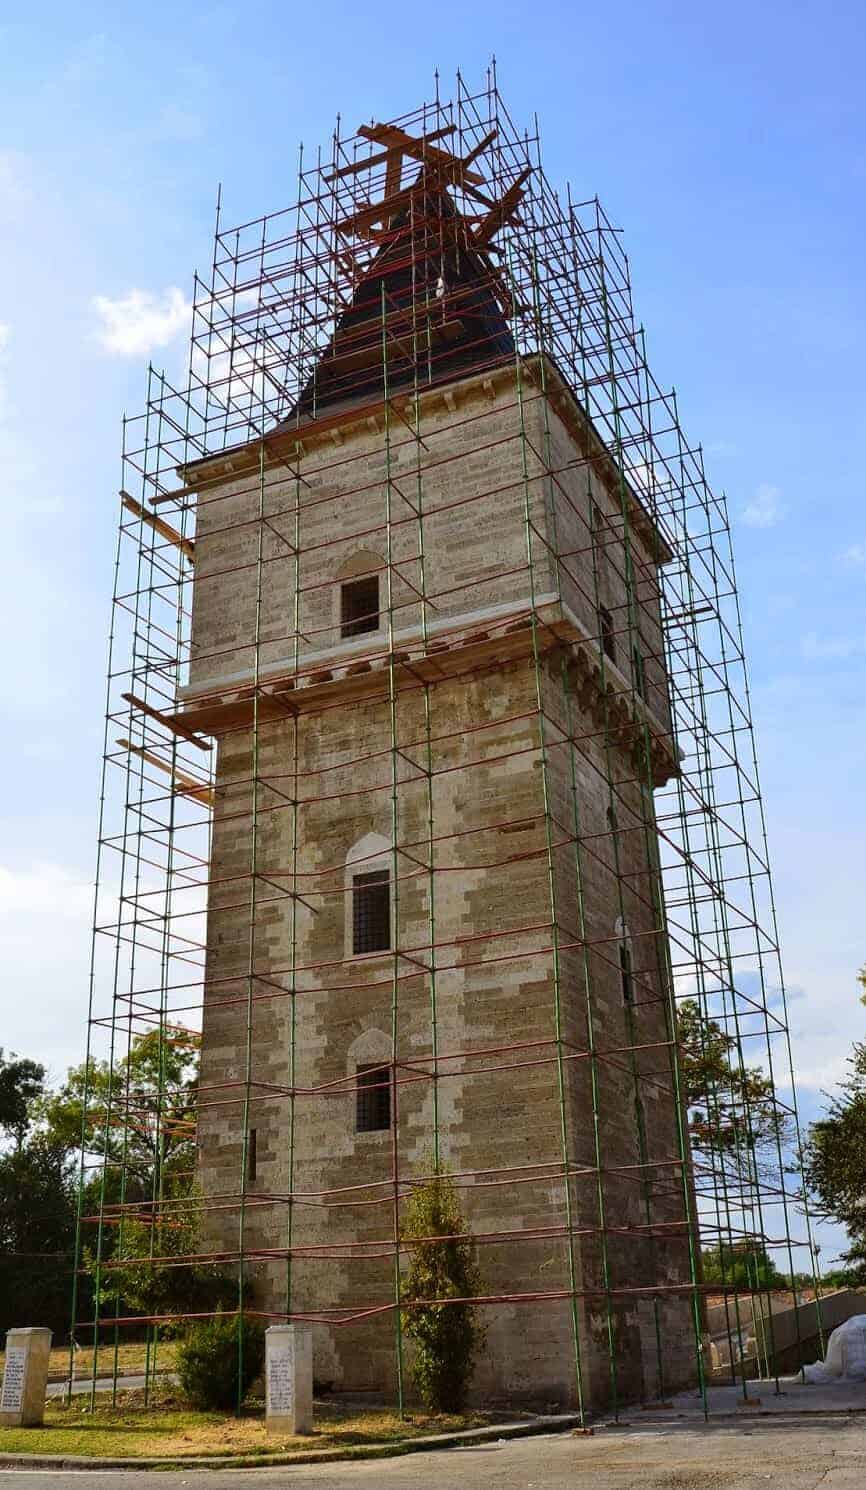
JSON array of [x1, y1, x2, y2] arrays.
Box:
[[383, 147, 403, 206], [334, 186, 413, 239], [462, 127, 498, 169], [324, 125, 456, 182], [148, 484, 196, 507], [357, 123, 486, 186], [472, 168, 532, 249], [120, 491, 195, 564], [333, 127, 496, 241], [121, 692, 212, 753], [117, 738, 213, 807]]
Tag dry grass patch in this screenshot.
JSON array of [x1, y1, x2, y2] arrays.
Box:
[[0, 1388, 493, 1461], [2, 1340, 177, 1381]]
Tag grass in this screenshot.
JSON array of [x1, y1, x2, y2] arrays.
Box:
[[1, 1340, 177, 1380], [0, 1388, 493, 1461]]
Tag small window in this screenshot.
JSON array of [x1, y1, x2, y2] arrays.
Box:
[[352, 868, 390, 954], [591, 500, 603, 534], [247, 1127, 257, 1183], [632, 643, 646, 700], [341, 575, 379, 638], [356, 1063, 391, 1132], [599, 606, 616, 666], [619, 942, 634, 1004]]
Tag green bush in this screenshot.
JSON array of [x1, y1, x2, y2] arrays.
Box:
[[400, 1171, 483, 1413], [176, 1313, 265, 1411]]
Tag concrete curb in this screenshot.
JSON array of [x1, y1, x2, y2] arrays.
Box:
[[0, 1410, 584, 1472]]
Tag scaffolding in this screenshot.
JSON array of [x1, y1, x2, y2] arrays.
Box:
[[71, 67, 820, 1422]]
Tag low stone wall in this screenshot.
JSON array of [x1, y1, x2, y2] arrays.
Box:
[[708, 1289, 866, 1379]]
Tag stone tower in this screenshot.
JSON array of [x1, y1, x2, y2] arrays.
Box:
[[176, 160, 696, 1409]]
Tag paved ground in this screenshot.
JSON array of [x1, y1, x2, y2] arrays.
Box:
[[672, 1377, 866, 1415], [45, 1375, 166, 1399], [2, 1415, 865, 1489]]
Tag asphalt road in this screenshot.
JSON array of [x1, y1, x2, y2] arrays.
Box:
[[2, 1415, 865, 1489], [45, 1376, 171, 1399]]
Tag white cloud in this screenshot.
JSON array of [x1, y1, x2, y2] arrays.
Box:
[[0, 320, 9, 419], [0, 149, 34, 223], [0, 864, 95, 1079], [741, 482, 785, 529], [0, 323, 59, 515], [801, 630, 866, 660], [0, 862, 206, 1078], [91, 286, 191, 357], [0, 863, 93, 920], [842, 543, 866, 566], [786, 1054, 852, 1095]]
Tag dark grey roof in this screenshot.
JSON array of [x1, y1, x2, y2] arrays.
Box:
[[279, 173, 514, 427]]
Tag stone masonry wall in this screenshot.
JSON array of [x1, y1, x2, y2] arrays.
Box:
[[191, 364, 695, 1409], [186, 374, 555, 699]]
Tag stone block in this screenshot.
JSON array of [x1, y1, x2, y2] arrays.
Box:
[[265, 1324, 313, 1435], [0, 1327, 52, 1428]]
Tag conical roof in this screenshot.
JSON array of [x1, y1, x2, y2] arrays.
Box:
[[282, 173, 514, 425]]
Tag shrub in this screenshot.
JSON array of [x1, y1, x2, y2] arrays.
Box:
[[176, 1313, 265, 1411], [400, 1171, 483, 1413]]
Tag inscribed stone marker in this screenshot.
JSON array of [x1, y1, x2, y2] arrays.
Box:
[[0, 1348, 26, 1412], [265, 1324, 313, 1434], [0, 1328, 52, 1427]]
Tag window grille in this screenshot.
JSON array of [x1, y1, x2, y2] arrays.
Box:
[[352, 868, 390, 954], [356, 1063, 391, 1132]]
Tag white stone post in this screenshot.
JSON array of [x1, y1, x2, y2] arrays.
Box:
[[0, 1328, 53, 1428], [265, 1323, 313, 1435]]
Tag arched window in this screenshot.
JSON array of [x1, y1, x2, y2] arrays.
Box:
[[337, 551, 382, 640], [348, 1029, 392, 1135], [345, 833, 391, 957], [615, 915, 634, 1004]]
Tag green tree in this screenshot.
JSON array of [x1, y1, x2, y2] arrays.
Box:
[[0, 1035, 209, 1343], [700, 1241, 787, 1292], [23, 1031, 212, 1333], [0, 1049, 45, 1151], [677, 998, 789, 1166], [804, 1037, 866, 1285], [41, 1030, 198, 1194], [0, 1137, 86, 1335], [400, 1172, 483, 1414], [90, 1179, 236, 1326], [43, 1032, 232, 1327]]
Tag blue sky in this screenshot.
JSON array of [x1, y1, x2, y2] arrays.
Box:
[[1, 1, 864, 1265]]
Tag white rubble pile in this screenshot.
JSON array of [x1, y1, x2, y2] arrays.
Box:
[[803, 1313, 866, 1383]]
